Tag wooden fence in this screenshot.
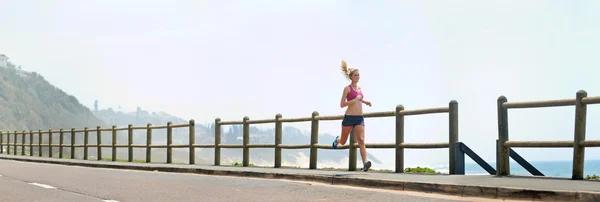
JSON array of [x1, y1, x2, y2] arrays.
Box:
[[0, 100, 459, 174], [0, 123, 194, 163], [497, 90, 600, 180]]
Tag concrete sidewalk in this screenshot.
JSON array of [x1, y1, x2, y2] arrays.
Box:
[[0, 154, 598, 201]]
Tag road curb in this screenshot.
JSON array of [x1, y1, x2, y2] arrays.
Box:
[[0, 155, 598, 201]]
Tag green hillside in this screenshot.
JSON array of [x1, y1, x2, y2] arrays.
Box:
[[0, 63, 104, 131]]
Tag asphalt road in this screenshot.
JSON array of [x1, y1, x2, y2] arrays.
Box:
[[0, 160, 517, 202]]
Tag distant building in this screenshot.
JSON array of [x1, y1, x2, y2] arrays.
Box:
[[0, 54, 8, 67]]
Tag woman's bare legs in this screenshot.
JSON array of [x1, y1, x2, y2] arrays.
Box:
[[354, 125, 368, 165], [333, 124, 371, 171], [337, 126, 353, 145], [333, 126, 352, 148]]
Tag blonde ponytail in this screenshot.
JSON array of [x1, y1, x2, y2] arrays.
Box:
[[340, 60, 358, 79]]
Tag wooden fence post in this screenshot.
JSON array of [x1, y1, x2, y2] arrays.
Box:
[[214, 118, 221, 166], [5, 131, 9, 155], [13, 130, 17, 155], [97, 126, 102, 161], [396, 105, 405, 173], [8, 131, 12, 155], [349, 128, 357, 171], [310, 111, 319, 169], [48, 129, 53, 158], [243, 116, 249, 167], [29, 130, 33, 156], [70, 128, 75, 159], [497, 96, 510, 176], [449, 100, 459, 174], [0, 131, 3, 154], [274, 114, 282, 168], [128, 124, 133, 162], [7, 131, 11, 155], [59, 129, 64, 158], [84, 127, 89, 160], [112, 125, 116, 161], [572, 90, 588, 180], [5, 131, 8, 154], [21, 130, 26, 156], [167, 122, 172, 164], [146, 123, 152, 163], [189, 119, 195, 164], [38, 129, 42, 157]]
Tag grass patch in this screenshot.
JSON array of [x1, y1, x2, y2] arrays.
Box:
[[232, 162, 256, 167], [403, 166, 441, 174], [587, 174, 599, 180]]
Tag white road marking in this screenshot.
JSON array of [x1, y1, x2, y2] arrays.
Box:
[[29, 182, 57, 189], [103, 200, 119, 202]]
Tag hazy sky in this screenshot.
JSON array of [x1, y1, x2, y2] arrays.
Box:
[[1, 0, 599, 171]]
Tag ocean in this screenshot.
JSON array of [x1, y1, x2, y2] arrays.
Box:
[[432, 159, 600, 178]]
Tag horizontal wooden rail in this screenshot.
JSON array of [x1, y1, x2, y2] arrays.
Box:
[[149, 125, 168, 129], [580, 140, 600, 147], [581, 96, 600, 105], [219, 121, 243, 125], [218, 144, 243, 148], [315, 144, 345, 149], [116, 127, 129, 131], [193, 144, 215, 148], [364, 111, 396, 118], [169, 124, 190, 128], [246, 119, 276, 124], [362, 143, 395, 148], [278, 144, 311, 149], [246, 143, 275, 148], [279, 117, 312, 123], [504, 140, 573, 148], [400, 107, 449, 116], [315, 115, 344, 121], [502, 98, 575, 109], [401, 142, 450, 148]]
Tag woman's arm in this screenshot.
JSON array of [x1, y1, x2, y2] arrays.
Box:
[[361, 99, 372, 107]]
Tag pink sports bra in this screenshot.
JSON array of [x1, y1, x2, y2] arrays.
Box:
[[346, 85, 363, 101]]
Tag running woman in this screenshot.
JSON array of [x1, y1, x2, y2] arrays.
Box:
[[332, 60, 372, 171]]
